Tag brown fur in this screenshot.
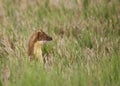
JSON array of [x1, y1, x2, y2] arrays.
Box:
[[28, 29, 52, 61]]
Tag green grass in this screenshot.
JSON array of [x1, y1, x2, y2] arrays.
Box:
[[0, 0, 120, 86]]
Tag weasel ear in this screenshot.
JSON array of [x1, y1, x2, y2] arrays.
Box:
[[38, 29, 43, 32], [37, 31, 41, 39]]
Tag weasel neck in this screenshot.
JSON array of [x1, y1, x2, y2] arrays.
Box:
[[34, 41, 43, 63]]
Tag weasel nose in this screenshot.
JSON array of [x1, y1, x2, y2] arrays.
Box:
[[47, 36, 52, 41], [49, 37, 52, 41]]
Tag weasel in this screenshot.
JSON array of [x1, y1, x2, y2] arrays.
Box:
[[28, 29, 52, 63]]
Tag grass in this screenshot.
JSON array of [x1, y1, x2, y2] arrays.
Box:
[[0, 0, 120, 86]]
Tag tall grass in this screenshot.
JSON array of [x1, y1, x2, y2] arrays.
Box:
[[0, 0, 120, 86]]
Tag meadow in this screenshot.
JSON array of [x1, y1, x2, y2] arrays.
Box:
[[0, 0, 120, 86]]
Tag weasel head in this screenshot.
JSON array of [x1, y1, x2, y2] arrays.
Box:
[[37, 29, 52, 43]]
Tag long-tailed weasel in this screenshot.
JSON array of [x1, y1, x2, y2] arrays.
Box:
[[28, 29, 52, 63]]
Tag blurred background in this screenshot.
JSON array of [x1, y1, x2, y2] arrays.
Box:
[[0, 0, 120, 86]]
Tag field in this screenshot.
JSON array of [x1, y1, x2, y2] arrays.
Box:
[[0, 0, 120, 86]]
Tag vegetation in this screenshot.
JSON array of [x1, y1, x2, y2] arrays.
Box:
[[0, 0, 120, 86]]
